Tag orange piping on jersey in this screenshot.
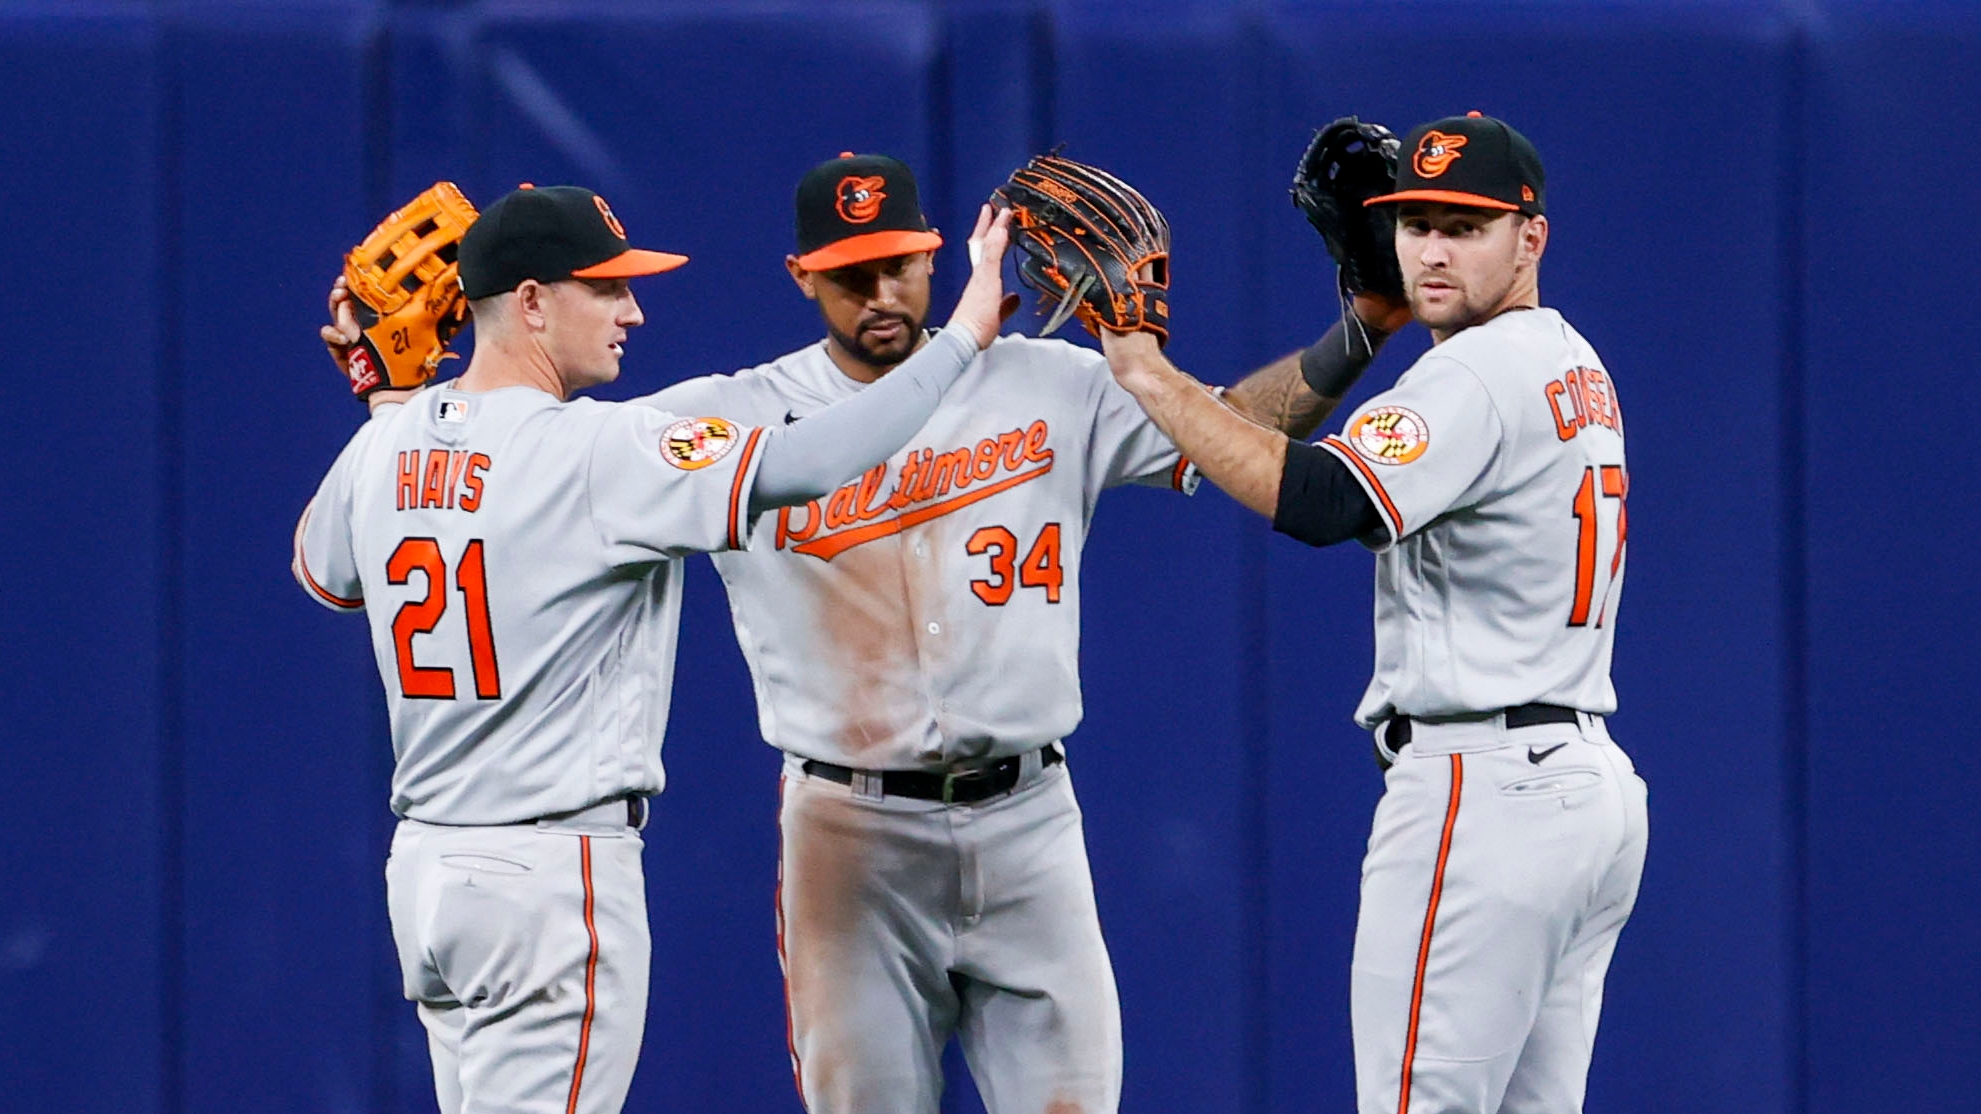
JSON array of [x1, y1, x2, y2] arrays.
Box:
[[791, 461, 1053, 562], [565, 835, 599, 1114], [1320, 437, 1405, 539], [292, 505, 363, 610], [774, 779, 808, 1104], [1397, 754, 1464, 1114], [727, 427, 767, 550], [1170, 457, 1192, 491]]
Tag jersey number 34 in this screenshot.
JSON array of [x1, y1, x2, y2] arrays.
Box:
[[387, 537, 501, 700]]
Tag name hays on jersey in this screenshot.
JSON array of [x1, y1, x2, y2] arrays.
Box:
[[774, 419, 1055, 562], [396, 449, 491, 512]]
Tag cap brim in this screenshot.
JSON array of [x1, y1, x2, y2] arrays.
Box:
[[1364, 189, 1521, 211], [795, 229, 943, 271], [571, 248, 690, 279]]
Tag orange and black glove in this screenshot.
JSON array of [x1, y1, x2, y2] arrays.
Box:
[[328, 182, 478, 397]]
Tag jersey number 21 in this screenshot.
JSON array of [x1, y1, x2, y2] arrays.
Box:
[[387, 537, 501, 700]]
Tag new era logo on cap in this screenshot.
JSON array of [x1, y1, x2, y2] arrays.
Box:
[[1368, 111, 1546, 216], [794, 152, 943, 270]]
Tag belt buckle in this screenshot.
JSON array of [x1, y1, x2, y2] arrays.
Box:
[[940, 765, 996, 805]]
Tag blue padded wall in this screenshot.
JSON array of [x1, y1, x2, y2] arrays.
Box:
[[2, 3, 1976, 1113], [0, 9, 168, 1114], [1800, 4, 1981, 1109]]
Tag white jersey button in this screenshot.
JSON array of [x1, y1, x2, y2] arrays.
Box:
[[926, 621, 941, 635]]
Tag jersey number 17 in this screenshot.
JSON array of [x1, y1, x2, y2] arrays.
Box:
[[1569, 465, 1627, 629]]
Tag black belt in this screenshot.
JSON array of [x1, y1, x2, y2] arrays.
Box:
[[523, 795, 646, 828], [801, 744, 1063, 804], [1384, 703, 1585, 750]]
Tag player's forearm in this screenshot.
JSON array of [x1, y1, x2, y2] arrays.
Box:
[[1224, 315, 1390, 439], [748, 327, 979, 511], [1100, 333, 1286, 518]]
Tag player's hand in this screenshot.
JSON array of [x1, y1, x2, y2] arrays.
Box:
[[324, 275, 422, 411], [946, 204, 1020, 350], [1097, 327, 1166, 392]]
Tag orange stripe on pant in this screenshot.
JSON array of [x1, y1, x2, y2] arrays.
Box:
[[1397, 754, 1464, 1114], [774, 779, 807, 1106], [566, 836, 599, 1114]]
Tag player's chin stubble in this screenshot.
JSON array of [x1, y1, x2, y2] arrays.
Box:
[[830, 314, 922, 371]]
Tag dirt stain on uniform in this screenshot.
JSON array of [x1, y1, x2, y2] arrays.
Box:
[[810, 536, 923, 758]]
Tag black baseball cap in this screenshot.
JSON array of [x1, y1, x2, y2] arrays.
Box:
[[459, 184, 688, 299], [1366, 112, 1546, 216], [792, 152, 943, 271]]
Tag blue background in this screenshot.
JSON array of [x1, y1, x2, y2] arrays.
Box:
[[2, 1, 1975, 1112]]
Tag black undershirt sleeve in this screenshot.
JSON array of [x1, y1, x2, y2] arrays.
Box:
[[1273, 439, 1384, 548]]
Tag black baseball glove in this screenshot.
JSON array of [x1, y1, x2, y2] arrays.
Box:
[[992, 153, 1172, 346], [1291, 117, 1406, 303]]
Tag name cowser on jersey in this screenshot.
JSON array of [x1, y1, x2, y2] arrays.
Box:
[[293, 386, 767, 824], [1315, 308, 1627, 726], [640, 334, 1194, 770]]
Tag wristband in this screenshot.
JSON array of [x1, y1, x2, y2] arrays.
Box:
[[1298, 314, 1388, 398]]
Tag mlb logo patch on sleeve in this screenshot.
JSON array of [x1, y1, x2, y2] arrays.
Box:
[[660, 417, 740, 470]]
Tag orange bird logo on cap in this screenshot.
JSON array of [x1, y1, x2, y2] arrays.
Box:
[[1413, 131, 1469, 178], [593, 195, 627, 239], [836, 176, 886, 223]]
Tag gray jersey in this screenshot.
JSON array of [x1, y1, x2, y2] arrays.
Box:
[[293, 385, 767, 823], [640, 334, 1192, 769], [1317, 308, 1627, 727]]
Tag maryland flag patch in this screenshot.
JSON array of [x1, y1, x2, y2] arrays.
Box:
[[660, 417, 741, 470], [1347, 406, 1430, 465]]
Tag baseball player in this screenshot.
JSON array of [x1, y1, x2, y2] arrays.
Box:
[[633, 153, 1200, 1114], [1097, 114, 1650, 1113], [293, 183, 1016, 1114]]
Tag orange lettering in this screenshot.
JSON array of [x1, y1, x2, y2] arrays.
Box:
[[777, 501, 821, 549], [443, 451, 467, 509], [1546, 381, 1577, 442], [397, 451, 418, 510], [1022, 420, 1052, 462], [856, 464, 892, 521], [972, 438, 1000, 481], [998, 430, 1025, 470], [930, 448, 973, 496], [890, 452, 923, 510], [459, 453, 490, 512], [824, 483, 861, 529], [421, 451, 448, 508]]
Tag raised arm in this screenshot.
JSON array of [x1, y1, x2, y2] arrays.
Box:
[[1222, 294, 1403, 438]]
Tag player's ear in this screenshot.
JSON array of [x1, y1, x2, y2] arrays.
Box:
[[514, 279, 549, 328], [1520, 215, 1549, 267], [785, 256, 818, 301]]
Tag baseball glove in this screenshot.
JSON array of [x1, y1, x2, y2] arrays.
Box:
[[335, 182, 478, 396], [1291, 117, 1406, 304], [992, 154, 1171, 346]]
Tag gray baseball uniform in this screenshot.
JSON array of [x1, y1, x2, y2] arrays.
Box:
[[295, 387, 771, 1114], [1314, 307, 1648, 1114], [292, 325, 981, 1114], [641, 332, 1193, 1114]]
